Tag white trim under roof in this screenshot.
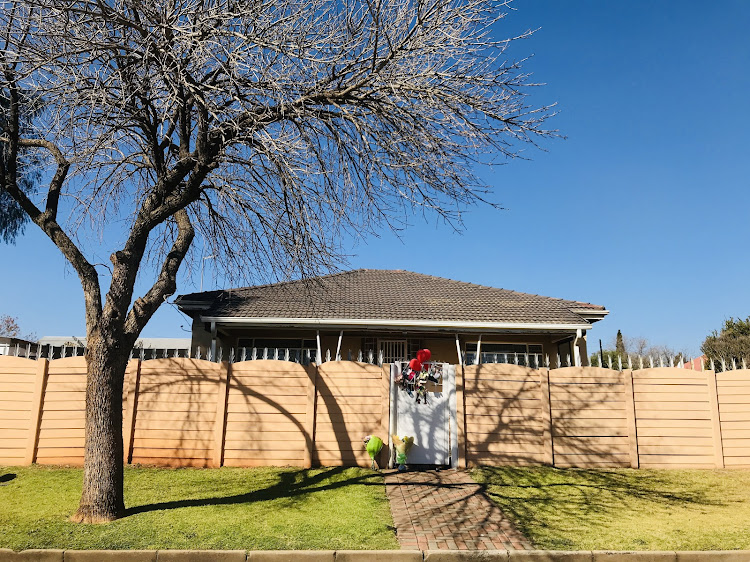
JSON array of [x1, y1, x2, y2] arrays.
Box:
[[569, 308, 610, 321], [200, 316, 592, 332]]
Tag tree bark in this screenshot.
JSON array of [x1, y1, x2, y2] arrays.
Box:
[[71, 327, 129, 523]]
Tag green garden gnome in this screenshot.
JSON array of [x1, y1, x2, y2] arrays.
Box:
[[364, 435, 384, 469]]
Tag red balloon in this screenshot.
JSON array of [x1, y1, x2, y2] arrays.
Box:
[[417, 349, 432, 363], [408, 358, 422, 372]]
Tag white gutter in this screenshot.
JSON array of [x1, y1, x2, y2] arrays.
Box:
[[199, 316, 592, 331]]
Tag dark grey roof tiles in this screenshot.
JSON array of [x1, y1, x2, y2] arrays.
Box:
[[177, 269, 605, 325]]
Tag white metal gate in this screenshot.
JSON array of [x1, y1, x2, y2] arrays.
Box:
[[389, 362, 457, 466]]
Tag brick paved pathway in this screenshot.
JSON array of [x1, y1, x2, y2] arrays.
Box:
[[384, 469, 533, 551]]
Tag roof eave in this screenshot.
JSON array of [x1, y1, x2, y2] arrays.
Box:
[[569, 308, 610, 323], [199, 316, 592, 333]]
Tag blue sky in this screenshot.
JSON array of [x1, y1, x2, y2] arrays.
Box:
[[1, 0, 749, 355]]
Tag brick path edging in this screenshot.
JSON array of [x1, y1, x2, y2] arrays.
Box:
[[3, 551, 750, 562]]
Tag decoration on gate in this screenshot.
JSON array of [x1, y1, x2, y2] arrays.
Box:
[[395, 349, 443, 404], [364, 435, 384, 470], [392, 434, 414, 471]]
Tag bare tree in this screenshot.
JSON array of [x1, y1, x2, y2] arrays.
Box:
[[0, 313, 21, 337], [0, 0, 555, 522]]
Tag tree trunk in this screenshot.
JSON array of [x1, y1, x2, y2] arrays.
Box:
[[71, 330, 129, 523]]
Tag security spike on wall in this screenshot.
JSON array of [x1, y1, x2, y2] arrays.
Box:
[[732, 357, 737, 371], [229, 348, 235, 363], [627, 355, 632, 369], [36, 344, 42, 361], [648, 356, 654, 368], [545, 354, 550, 368], [273, 348, 279, 361], [325, 349, 331, 363], [638, 355, 644, 370], [556, 353, 561, 368], [678, 356, 684, 369], [262, 347, 268, 360], [62, 345, 66, 359], [514, 353, 519, 365], [367, 350, 374, 364], [315, 349, 322, 365], [129, 349, 133, 360], [285, 348, 290, 362], [241, 347, 247, 362], [617, 355, 622, 371], [700, 356, 705, 371], [378, 349, 384, 366], [252, 347, 257, 361], [658, 355, 664, 368], [721, 358, 726, 372], [357, 350, 363, 362], [710, 357, 715, 371], [524, 353, 529, 367], [196, 346, 201, 360], [743, 358, 748, 370], [140, 347, 145, 361]]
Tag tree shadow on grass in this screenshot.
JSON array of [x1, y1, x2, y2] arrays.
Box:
[[125, 466, 382, 516], [473, 466, 723, 542]]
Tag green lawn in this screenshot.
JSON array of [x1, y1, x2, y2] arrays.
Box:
[[472, 466, 750, 551], [0, 465, 399, 551]]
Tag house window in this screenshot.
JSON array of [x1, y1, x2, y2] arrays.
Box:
[[237, 338, 317, 362], [465, 342, 544, 368]]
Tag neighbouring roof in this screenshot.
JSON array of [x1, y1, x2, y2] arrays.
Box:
[[37, 337, 191, 349], [176, 269, 607, 329]]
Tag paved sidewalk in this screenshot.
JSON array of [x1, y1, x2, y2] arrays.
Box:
[[384, 469, 533, 551]]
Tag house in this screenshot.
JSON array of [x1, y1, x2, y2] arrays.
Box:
[[175, 269, 608, 367]]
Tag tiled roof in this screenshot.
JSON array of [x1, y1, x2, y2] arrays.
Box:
[[177, 269, 605, 326]]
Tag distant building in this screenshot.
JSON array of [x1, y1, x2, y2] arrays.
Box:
[[35, 337, 191, 360], [0, 336, 38, 358]]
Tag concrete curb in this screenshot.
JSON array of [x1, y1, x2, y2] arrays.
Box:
[[1, 551, 749, 562]]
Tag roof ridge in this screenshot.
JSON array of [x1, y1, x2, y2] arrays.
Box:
[[380, 270, 604, 310], [182, 269, 368, 299]]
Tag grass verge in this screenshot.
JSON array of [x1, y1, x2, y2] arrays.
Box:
[[0, 465, 398, 551], [472, 466, 750, 551]]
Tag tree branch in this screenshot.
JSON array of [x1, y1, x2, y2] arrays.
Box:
[[123, 208, 194, 339]]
